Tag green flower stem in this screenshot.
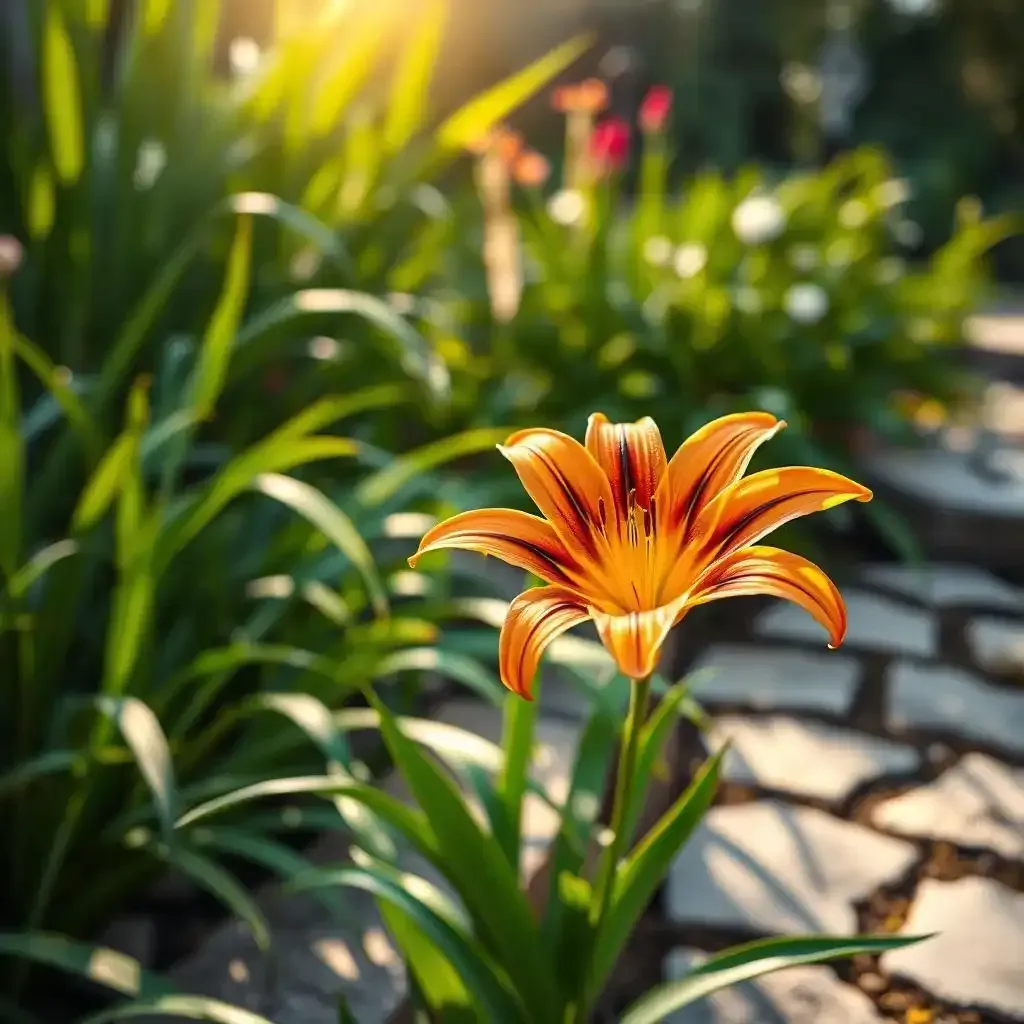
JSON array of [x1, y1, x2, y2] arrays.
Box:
[[579, 673, 651, 1019]]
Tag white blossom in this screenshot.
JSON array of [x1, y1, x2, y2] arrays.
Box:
[[874, 178, 911, 208], [731, 195, 786, 246], [643, 235, 674, 267], [673, 243, 708, 278], [783, 282, 829, 324], [547, 189, 585, 227], [133, 139, 166, 190], [229, 37, 262, 77]]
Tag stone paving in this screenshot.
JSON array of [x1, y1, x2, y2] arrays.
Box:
[[668, 562, 1024, 1023]]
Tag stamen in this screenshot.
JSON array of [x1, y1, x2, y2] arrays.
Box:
[[598, 497, 608, 528]]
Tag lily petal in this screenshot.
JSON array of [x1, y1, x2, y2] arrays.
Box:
[[584, 412, 667, 514], [499, 586, 590, 698], [498, 428, 614, 554], [689, 545, 848, 648], [691, 466, 872, 566], [589, 593, 689, 680], [409, 508, 584, 589], [655, 412, 784, 542]]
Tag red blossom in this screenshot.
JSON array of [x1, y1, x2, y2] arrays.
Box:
[[590, 117, 631, 172], [639, 85, 672, 133]]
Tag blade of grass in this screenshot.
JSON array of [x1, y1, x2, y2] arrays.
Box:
[[619, 935, 933, 1024]]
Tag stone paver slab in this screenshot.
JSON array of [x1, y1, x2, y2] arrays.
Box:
[[887, 662, 1024, 753], [860, 563, 1024, 611], [882, 876, 1024, 1020], [753, 589, 936, 657], [666, 800, 918, 935], [967, 616, 1024, 675], [687, 646, 860, 715], [864, 446, 1024, 517], [663, 949, 884, 1023], [706, 717, 920, 802], [871, 753, 1024, 860]]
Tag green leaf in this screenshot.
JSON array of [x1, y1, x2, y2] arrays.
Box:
[[366, 692, 562, 1021], [375, 646, 504, 705], [436, 35, 591, 151], [0, 751, 80, 801], [253, 472, 388, 618], [379, 901, 478, 1021], [158, 436, 359, 563], [290, 862, 524, 1023], [14, 332, 102, 464], [618, 934, 933, 1024], [355, 426, 511, 508], [495, 683, 538, 871], [27, 164, 56, 241], [94, 697, 178, 836], [621, 679, 707, 845], [308, 9, 395, 138], [41, 2, 84, 185], [82, 995, 275, 1024], [177, 775, 434, 860], [0, 294, 23, 577], [150, 841, 271, 951], [192, 214, 253, 418], [590, 749, 724, 992], [235, 289, 449, 399], [192, 828, 348, 921], [72, 433, 134, 533], [246, 693, 397, 861], [384, 0, 447, 154], [0, 933, 174, 999]]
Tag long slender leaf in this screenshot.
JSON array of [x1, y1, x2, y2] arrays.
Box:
[[367, 692, 562, 1021], [435, 35, 591, 151], [41, 2, 85, 186], [253, 472, 388, 618], [619, 935, 932, 1024], [191, 214, 253, 417], [384, 0, 447, 154], [290, 863, 525, 1023], [0, 933, 174, 999], [355, 427, 512, 508], [0, 293, 22, 577], [83, 996, 275, 1024], [590, 749, 725, 991], [193, 828, 348, 921], [150, 842, 271, 951], [94, 697, 178, 835]]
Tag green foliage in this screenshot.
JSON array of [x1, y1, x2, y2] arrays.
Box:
[[0, 2, 589, 1015]]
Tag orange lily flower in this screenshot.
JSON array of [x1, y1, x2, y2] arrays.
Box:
[[409, 413, 872, 698]]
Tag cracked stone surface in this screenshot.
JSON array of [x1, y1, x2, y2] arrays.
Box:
[[871, 753, 1024, 859], [705, 717, 920, 803], [887, 662, 1024, 753], [882, 877, 1024, 1020], [687, 646, 860, 715], [860, 563, 1024, 611], [753, 589, 936, 657], [666, 800, 918, 935], [863, 446, 1024, 516], [663, 949, 885, 1023], [967, 615, 1024, 675]]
